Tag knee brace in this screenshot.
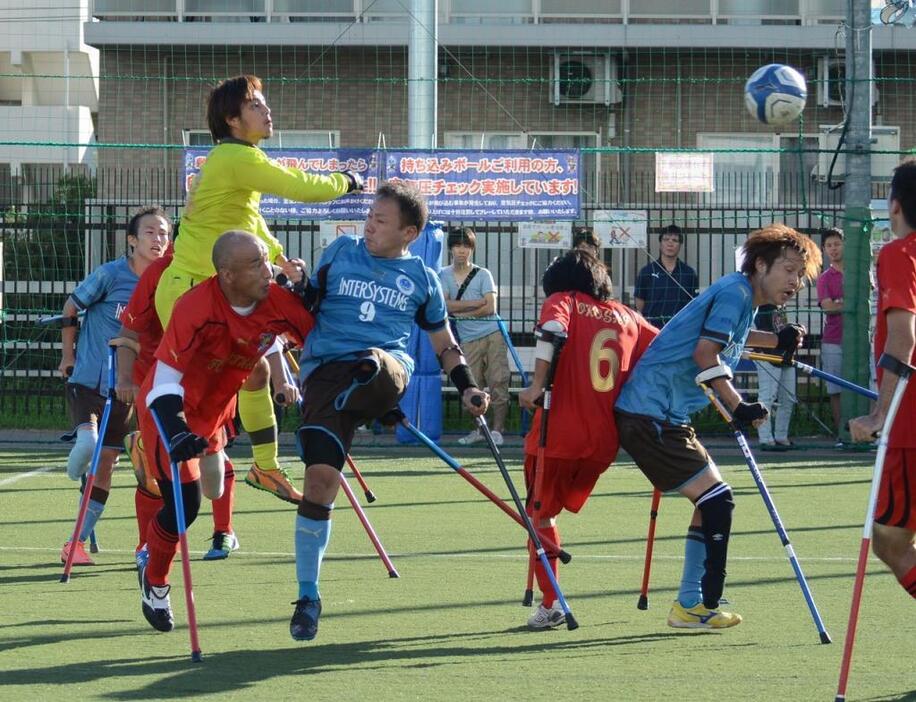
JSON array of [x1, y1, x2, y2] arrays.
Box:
[[66, 427, 98, 481], [296, 426, 345, 471], [155, 479, 203, 535], [696, 482, 735, 608]]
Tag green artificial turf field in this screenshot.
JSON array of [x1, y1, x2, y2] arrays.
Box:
[[0, 442, 913, 701]]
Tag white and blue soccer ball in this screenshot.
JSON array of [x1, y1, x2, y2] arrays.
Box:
[[744, 64, 807, 127]]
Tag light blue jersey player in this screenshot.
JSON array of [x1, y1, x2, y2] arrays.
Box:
[[288, 182, 491, 644], [615, 224, 821, 632]]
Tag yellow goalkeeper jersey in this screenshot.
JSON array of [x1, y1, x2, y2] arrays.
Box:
[[174, 140, 350, 278]]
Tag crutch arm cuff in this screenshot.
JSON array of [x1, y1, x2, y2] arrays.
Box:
[[878, 352, 916, 379], [695, 363, 733, 386]]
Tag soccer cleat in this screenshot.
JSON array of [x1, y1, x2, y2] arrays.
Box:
[[667, 601, 742, 630], [203, 531, 240, 561], [245, 464, 302, 504], [458, 429, 483, 446], [60, 540, 94, 566], [139, 564, 174, 633], [125, 431, 160, 497], [527, 602, 566, 630], [290, 596, 322, 641]]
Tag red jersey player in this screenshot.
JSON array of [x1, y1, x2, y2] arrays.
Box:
[[134, 230, 314, 633], [850, 160, 916, 600], [519, 249, 658, 629]]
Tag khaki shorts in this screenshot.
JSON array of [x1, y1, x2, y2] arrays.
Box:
[[66, 382, 132, 449], [615, 409, 714, 493], [300, 348, 408, 456]]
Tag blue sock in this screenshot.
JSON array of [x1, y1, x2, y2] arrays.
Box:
[[78, 498, 106, 543], [677, 527, 706, 608], [295, 514, 331, 601]]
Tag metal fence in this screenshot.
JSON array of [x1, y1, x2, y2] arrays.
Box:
[[0, 165, 861, 433]]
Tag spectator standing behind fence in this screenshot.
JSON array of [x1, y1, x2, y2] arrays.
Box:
[[439, 228, 510, 446], [634, 225, 698, 328], [572, 227, 600, 257], [754, 304, 797, 451], [816, 227, 845, 447]]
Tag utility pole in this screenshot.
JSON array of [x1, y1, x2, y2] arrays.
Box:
[[408, 0, 437, 149]]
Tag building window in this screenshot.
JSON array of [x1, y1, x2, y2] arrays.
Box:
[[443, 132, 527, 149]]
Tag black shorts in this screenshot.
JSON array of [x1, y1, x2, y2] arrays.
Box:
[[615, 409, 713, 493], [300, 348, 408, 455], [66, 382, 132, 449]]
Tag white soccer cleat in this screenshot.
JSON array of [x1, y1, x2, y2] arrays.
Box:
[[527, 602, 566, 630]]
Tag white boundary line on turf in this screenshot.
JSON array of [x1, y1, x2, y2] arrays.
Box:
[[0, 465, 58, 487], [0, 545, 858, 562]]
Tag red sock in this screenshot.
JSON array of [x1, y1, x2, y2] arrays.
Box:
[[134, 487, 162, 552], [211, 462, 235, 534], [900, 565, 916, 599], [533, 523, 561, 607], [146, 518, 178, 587]]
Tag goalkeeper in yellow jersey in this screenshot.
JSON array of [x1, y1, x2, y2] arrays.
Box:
[[155, 74, 362, 503]]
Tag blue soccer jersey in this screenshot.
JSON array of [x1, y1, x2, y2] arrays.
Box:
[[69, 256, 139, 395], [616, 272, 757, 425], [299, 236, 448, 381]]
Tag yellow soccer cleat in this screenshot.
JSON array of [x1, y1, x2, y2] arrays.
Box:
[[245, 464, 303, 504], [667, 601, 742, 630], [124, 431, 160, 497]]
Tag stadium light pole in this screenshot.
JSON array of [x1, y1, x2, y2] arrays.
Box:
[[840, 0, 874, 439], [408, 0, 437, 149]]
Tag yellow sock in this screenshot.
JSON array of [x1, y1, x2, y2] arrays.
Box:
[[238, 386, 278, 471]]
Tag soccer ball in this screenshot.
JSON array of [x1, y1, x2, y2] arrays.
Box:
[[744, 64, 807, 127]]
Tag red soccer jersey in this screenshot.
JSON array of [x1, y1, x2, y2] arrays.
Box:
[[137, 278, 314, 439], [120, 250, 173, 385], [524, 292, 658, 464], [874, 231, 916, 448]]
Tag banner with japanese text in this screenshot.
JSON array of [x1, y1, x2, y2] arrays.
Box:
[[184, 148, 581, 221]]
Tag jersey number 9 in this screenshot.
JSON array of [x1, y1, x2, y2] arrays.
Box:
[[359, 301, 376, 322]]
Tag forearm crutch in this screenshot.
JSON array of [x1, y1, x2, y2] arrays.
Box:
[[473, 398, 578, 630], [61, 345, 116, 583], [496, 316, 531, 434], [149, 413, 203, 663], [636, 488, 663, 610], [397, 413, 570, 563], [701, 383, 831, 645], [79, 475, 100, 554], [745, 351, 877, 401], [835, 353, 914, 702]]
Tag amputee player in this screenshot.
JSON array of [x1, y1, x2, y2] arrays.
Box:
[[518, 250, 657, 629], [615, 224, 821, 629], [154, 74, 362, 505], [288, 181, 489, 642], [58, 206, 170, 566], [136, 231, 313, 633], [850, 160, 916, 601]]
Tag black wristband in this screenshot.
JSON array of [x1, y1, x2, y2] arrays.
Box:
[[449, 363, 479, 396], [148, 393, 190, 442]]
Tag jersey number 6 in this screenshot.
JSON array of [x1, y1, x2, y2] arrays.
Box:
[[589, 329, 620, 393]]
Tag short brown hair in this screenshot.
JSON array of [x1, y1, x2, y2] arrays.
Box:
[[572, 227, 600, 250], [127, 205, 171, 238], [448, 227, 476, 250], [740, 224, 821, 282], [821, 227, 844, 245], [375, 180, 428, 232], [207, 75, 262, 142]]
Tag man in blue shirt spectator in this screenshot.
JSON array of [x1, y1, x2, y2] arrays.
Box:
[[634, 224, 699, 328]]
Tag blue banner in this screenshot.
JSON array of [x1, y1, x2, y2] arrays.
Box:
[[184, 147, 580, 221]]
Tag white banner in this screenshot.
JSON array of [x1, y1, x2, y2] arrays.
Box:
[[593, 210, 648, 249], [318, 220, 364, 248], [517, 221, 572, 249], [655, 152, 715, 192]]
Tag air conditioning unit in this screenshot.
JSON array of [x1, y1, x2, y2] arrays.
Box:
[[551, 52, 620, 106], [816, 56, 878, 108], [814, 124, 900, 181]]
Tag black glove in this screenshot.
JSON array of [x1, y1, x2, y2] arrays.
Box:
[[168, 431, 209, 463], [340, 170, 364, 193], [733, 401, 769, 428], [775, 323, 805, 364]]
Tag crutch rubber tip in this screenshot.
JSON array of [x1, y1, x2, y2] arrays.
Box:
[[89, 543, 100, 554], [388, 570, 400, 578], [558, 550, 572, 564], [366, 491, 377, 503], [637, 595, 649, 610], [522, 589, 533, 607], [834, 697, 845, 702], [565, 613, 579, 630], [819, 631, 832, 645], [191, 651, 203, 663], [59, 574, 70, 583]]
